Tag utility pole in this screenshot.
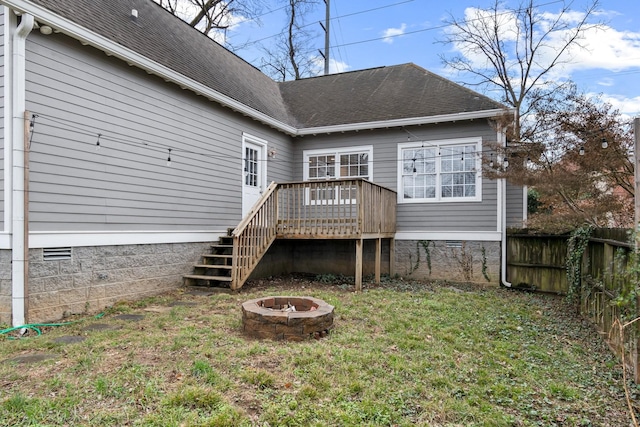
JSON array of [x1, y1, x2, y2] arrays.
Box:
[[635, 117, 640, 249], [318, 0, 330, 75]]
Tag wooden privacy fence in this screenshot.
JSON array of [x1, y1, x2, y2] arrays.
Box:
[[507, 229, 638, 380], [232, 179, 396, 290]]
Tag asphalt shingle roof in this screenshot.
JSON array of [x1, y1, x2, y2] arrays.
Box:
[[23, 0, 506, 131], [279, 63, 505, 128]]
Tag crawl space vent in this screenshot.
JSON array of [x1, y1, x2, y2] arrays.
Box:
[[445, 241, 463, 249], [43, 247, 72, 261]]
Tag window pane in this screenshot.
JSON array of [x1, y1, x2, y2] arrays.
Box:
[[339, 151, 369, 178], [401, 147, 436, 200], [403, 176, 414, 198], [466, 184, 476, 197]]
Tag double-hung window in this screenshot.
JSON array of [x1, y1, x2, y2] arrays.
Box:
[[304, 146, 373, 203], [398, 138, 481, 203]]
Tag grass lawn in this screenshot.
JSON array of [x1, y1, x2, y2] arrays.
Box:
[[0, 276, 634, 426]]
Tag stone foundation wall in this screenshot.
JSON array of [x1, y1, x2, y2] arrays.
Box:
[[395, 240, 501, 286], [0, 250, 11, 325], [18, 242, 211, 323]]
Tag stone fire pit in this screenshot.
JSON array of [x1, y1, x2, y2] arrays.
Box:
[[241, 296, 334, 341]]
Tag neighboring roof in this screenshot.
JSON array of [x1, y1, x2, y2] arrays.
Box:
[[3, 0, 509, 134]]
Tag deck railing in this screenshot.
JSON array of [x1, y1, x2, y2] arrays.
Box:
[[230, 179, 396, 289], [231, 182, 279, 290], [276, 179, 396, 238]]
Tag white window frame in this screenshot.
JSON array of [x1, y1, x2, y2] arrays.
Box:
[[303, 146, 373, 204], [397, 137, 482, 204], [303, 146, 373, 181]]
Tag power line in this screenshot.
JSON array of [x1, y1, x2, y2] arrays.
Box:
[[326, 0, 566, 49], [239, 0, 416, 48]]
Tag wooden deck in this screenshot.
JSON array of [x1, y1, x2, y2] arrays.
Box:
[[231, 179, 397, 291]]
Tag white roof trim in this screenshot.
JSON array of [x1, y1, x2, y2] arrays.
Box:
[[296, 109, 511, 135], [1, 0, 298, 135], [1, 1, 511, 137]]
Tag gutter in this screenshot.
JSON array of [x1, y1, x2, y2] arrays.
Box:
[[295, 109, 511, 136], [11, 11, 33, 326]]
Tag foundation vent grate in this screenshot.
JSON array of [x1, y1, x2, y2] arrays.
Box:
[[43, 247, 72, 261]]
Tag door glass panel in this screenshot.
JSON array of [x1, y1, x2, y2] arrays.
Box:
[[245, 147, 258, 187]]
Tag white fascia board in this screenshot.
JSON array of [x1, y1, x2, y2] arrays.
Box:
[[0, 0, 297, 136], [395, 231, 502, 242], [30, 230, 226, 248], [296, 109, 511, 136]]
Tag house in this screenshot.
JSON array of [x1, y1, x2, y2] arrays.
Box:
[[0, 0, 525, 326]]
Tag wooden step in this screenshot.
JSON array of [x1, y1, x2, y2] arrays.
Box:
[[211, 244, 233, 249], [193, 264, 232, 270], [203, 254, 232, 259], [183, 274, 232, 282]]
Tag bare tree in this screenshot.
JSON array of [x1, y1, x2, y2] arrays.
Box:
[[260, 0, 321, 81], [155, 0, 263, 37], [440, 0, 602, 139]]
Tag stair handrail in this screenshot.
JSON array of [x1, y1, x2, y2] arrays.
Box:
[[231, 182, 279, 290]]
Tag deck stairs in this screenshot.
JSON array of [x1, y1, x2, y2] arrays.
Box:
[[183, 179, 396, 291], [183, 228, 235, 287]]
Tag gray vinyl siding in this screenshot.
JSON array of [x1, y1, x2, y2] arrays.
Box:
[[506, 181, 525, 228], [24, 32, 292, 232], [293, 121, 500, 232]]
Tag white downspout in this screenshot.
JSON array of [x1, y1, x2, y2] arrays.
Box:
[[11, 12, 34, 326], [500, 178, 512, 287], [497, 127, 512, 288]]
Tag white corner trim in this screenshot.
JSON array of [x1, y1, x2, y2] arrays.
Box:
[[29, 230, 226, 248], [395, 231, 502, 241]]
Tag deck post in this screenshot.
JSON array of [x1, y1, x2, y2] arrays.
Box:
[[355, 238, 363, 292], [389, 238, 395, 277], [375, 238, 381, 284]]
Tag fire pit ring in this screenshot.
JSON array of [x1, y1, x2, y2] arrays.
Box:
[[241, 296, 334, 341]]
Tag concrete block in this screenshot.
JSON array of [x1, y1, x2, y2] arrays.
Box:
[[29, 261, 60, 278], [58, 288, 88, 306], [29, 275, 74, 293]]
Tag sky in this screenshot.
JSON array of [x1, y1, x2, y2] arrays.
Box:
[[167, 0, 640, 117]]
